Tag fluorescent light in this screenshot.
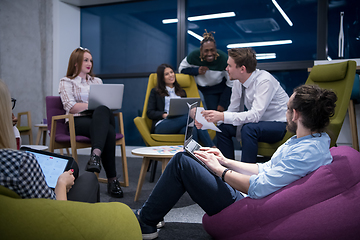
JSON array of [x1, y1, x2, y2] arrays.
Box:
[[188, 12, 235, 22], [256, 53, 276, 60], [272, 0, 293, 26], [162, 12, 235, 24], [162, 18, 178, 24], [227, 40, 292, 48], [187, 30, 204, 41]]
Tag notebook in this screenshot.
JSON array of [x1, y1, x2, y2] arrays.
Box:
[[167, 97, 201, 117], [183, 102, 217, 175], [81, 84, 124, 114], [20, 146, 75, 189]]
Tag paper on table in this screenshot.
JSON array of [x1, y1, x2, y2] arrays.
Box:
[[196, 107, 221, 132]]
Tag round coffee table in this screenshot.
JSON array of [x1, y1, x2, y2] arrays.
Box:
[[131, 146, 183, 201]]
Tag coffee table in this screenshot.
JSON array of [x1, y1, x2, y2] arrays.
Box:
[[132, 145, 183, 201]]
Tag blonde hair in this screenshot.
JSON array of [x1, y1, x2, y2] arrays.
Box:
[[66, 47, 95, 79], [0, 79, 16, 149]]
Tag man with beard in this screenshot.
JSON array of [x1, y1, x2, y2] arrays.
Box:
[[178, 30, 233, 112], [134, 84, 337, 240], [201, 47, 289, 163]]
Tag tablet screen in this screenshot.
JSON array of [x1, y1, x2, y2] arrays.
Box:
[[26, 151, 69, 188]]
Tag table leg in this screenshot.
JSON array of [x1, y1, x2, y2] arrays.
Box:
[[35, 128, 42, 145], [134, 157, 151, 202], [161, 158, 170, 173], [42, 130, 47, 145]]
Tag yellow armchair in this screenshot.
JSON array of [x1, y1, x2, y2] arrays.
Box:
[[257, 60, 357, 157], [134, 73, 214, 147]]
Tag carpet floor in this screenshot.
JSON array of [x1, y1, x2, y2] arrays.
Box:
[[77, 154, 213, 240]]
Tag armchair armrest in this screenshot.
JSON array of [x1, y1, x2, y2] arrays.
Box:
[[134, 116, 152, 146]]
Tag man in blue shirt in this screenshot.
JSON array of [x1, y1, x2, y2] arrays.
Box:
[[134, 84, 337, 240]]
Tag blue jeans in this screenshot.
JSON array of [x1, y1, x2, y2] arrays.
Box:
[[140, 152, 244, 226], [155, 115, 214, 147], [217, 121, 287, 162]]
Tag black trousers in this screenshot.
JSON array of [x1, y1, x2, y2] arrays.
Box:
[[74, 105, 117, 179], [68, 171, 100, 203]]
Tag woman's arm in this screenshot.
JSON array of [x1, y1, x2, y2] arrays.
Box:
[[69, 102, 88, 114], [54, 170, 75, 201], [146, 88, 166, 120]]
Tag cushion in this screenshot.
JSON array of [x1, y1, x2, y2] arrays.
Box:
[[202, 146, 360, 240], [309, 61, 348, 82], [176, 74, 192, 88]]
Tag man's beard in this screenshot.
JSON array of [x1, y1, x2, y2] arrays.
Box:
[[286, 119, 297, 134]]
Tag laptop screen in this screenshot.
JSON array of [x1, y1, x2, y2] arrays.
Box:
[[184, 102, 199, 146]]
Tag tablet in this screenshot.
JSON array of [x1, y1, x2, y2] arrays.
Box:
[[20, 147, 74, 189]]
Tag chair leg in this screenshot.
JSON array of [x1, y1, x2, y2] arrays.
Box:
[[119, 143, 129, 187], [348, 100, 359, 151], [149, 160, 158, 183]]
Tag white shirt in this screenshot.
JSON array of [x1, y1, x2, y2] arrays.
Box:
[[164, 86, 181, 114], [223, 69, 289, 126]]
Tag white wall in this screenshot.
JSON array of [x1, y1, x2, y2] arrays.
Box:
[[52, 0, 81, 96]]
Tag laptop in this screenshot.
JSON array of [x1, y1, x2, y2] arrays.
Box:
[[20, 146, 75, 189], [183, 102, 217, 175], [81, 84, 124, 114], [167, 97, 201, 117]]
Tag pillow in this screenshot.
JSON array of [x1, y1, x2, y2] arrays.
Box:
[[309, 61, 348, 82]]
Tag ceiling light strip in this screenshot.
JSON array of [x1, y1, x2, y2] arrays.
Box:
[[272, 0, 293, 26], [162, 12, 235, 24], [187, 30, 204, 41], [256, 53, 276, 60], [227, 40, 292, 48]]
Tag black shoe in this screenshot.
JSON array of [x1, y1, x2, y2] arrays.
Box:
[[107, 179, 124, 198], [85, 154, 101, 173], [133, 209, 158, 240]]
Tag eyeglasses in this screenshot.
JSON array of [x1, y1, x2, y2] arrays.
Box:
[[11, 98, 16, 110], [77, 47, 89, 51]]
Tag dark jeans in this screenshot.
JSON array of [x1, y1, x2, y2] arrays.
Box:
[[217, 121, 287, 162], [74, 105, 117, 179], [198, 79, 232, 111], [140, 152, 244, 226], [68, 172, 100, 203], [155, 114, 214, 147]]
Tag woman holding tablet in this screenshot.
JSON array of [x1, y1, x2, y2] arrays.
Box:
[[0, 79, 99, 202], [59, 47, 123, 198], [147, 63, 214, 147]]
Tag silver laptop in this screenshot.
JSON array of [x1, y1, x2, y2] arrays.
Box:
[[81, 84, 124, 114], [167, 97, 201, 117], [183, 102, 216, 175]]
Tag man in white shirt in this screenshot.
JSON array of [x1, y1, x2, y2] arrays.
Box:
[[202, 48, 289, 163]]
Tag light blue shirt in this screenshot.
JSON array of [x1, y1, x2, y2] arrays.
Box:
[[248, 132, 333, 199]]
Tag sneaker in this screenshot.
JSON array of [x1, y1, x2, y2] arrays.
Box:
[[133, 209, 158, 240], [85, 154, 101, 173], [107, 179, 124, 198], [156, 220, 165, 229]]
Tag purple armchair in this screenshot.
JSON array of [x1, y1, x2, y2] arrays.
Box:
[[202, 145, 360, 240], [45, 96, 129, 187]]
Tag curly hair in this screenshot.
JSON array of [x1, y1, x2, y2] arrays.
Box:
[[199, 29, 219, 61], [290, 85, 337, 133], [156, 64, 185, 97]]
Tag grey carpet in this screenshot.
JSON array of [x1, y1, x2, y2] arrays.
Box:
[[77, 154, 213, 240]]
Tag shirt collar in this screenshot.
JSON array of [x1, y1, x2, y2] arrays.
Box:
[[287, 132, 322, 145], [242, 69, 259, 89], [166, 86, 175, 92]]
